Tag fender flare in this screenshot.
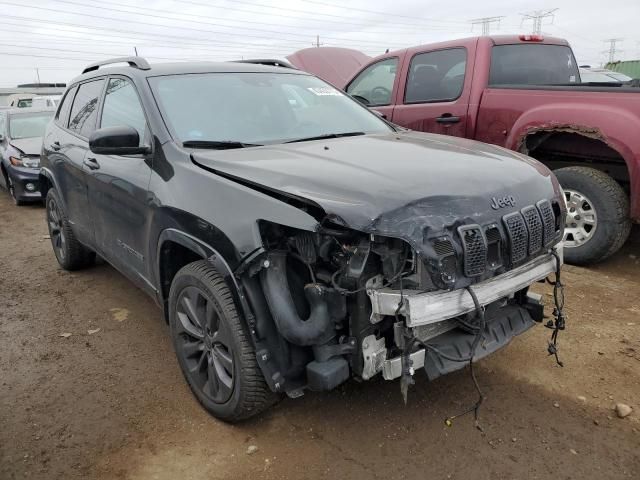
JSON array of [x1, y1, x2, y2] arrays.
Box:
[[39, 167, 63, 206], [155, 227, 239, 303]]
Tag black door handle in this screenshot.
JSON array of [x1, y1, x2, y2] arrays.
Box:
[[83, 157, 100, 170], [51, 141, 61, 151], [436, 114, 461, 124]]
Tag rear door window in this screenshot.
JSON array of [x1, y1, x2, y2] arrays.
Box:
[[68, 79, 105, 137], [55, 87, 77, 128], [405, 48, 467, 103], [346, 58, 398, 106], [489, 44, 578, 85]]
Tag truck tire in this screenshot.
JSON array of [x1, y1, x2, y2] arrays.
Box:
[[169, 260, 278, 422], [45, 188, 96, 270], [554, 166, 631, 265]]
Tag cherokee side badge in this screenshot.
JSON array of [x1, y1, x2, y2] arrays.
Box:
[[490, 195, 516, 210]]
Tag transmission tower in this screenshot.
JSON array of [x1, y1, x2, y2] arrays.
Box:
[[520, 9, 558, 34], [602, 38, 624, 63], [470, 16, 504, 35]]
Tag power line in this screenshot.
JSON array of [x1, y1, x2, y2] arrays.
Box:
[[178, 0, 469, 28], [470, 16, 504, 35], [520, 9, 558, 35], [296, 0, 469, 25], [1, 1, 406, 49], [76, 0, 453, 36]]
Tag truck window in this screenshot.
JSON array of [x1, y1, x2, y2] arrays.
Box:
[[489, 44, 578, 86], [405, 48, 467, 103], [346, 58, 398, 106]]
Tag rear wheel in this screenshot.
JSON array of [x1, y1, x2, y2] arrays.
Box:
[[554, 166, 631, 265], [46, 189, 95, 270], [169, 260, 278, 422]]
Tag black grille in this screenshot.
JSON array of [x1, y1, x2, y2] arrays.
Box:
[[433, 238, 455, 256], [503, 212, 528, 263], [485, 226, 501, 243], [521, 206, 543, 255], [537, 200, 556, 247], [458, 226, 486, 277]]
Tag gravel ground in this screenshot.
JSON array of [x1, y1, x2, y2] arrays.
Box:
[[0, 192, 638, 480]]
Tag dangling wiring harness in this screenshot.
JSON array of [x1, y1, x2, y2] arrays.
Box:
[[398, 247, 567, 430]]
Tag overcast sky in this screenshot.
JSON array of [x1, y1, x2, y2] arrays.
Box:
[[1, 0, 638, 87]]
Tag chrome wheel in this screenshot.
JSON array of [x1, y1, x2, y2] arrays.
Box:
[[47, 197, 66, 260], [563, 189, 597, 248], [175, 286, 235, 404]]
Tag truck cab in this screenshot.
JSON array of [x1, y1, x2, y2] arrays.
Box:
[[291, 35, 639, 265]]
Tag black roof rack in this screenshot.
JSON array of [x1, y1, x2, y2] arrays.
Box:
[[233, 59, 296, 69], [82, 56, 151, 74]]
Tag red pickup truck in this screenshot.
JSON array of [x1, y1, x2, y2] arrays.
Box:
[[288, 35, 640, 265]]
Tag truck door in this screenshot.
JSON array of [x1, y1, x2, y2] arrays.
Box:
[[345, 56, 401, 120], [391, 47, 471, 137]]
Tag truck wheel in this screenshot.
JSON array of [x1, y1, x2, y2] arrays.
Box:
[[45, 189, 96, 270], [554, 166, 631, 265], [169, 260, 278, 422]]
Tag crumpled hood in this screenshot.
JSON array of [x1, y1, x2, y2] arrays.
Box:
[[191, 131, 562, 236], [9, 137, 42, 156]]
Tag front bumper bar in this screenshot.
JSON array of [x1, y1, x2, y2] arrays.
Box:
[[367, 247, 561, 328]]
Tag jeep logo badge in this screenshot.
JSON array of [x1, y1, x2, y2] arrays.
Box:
[[490, 195, 516, 210]]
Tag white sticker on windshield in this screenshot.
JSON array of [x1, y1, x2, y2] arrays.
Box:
[[307, 87, 343, 96]]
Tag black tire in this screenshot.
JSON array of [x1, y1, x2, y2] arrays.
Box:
[[554, 166, 631, 265], [45, 188, 96, 270], [169, 260, 278, 422]]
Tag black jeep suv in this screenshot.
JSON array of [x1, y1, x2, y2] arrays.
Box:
[[41, 57, 566, 422]]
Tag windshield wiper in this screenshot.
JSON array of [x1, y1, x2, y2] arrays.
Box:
[[182, 140, 263, 149], [284, 132, 366, 144]]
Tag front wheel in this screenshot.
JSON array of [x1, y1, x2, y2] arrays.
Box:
[[169, 260, 278, 422], [554, 166, 631, 265]]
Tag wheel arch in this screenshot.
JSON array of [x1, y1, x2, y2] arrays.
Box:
[[156, 228, 242, 319], [39, 167, 62, 207], [514, 126, 636, 220]]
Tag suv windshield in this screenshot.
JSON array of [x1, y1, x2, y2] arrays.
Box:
[[149, 72, 392, 146], [9, 112, 53, 139]]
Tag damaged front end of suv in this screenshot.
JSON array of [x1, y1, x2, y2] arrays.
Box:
[[193, 132, 567, 407]]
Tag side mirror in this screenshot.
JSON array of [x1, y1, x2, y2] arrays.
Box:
[[371, 110, 387, 120], [0, 134, 4, 142], [89, 126, 149, 155]]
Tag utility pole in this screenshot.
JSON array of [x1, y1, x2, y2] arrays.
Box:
[[134, 46, 139, 56], [603, 38, 623, 63], [470, 16, 504, 36], [313, 35, 324, 48], [35, 68, 41, 84], [520, 9, 558, 35]]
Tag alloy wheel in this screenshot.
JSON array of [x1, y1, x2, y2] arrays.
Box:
[[563, 188, 598, 248], [175, 285, 235, 404]]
